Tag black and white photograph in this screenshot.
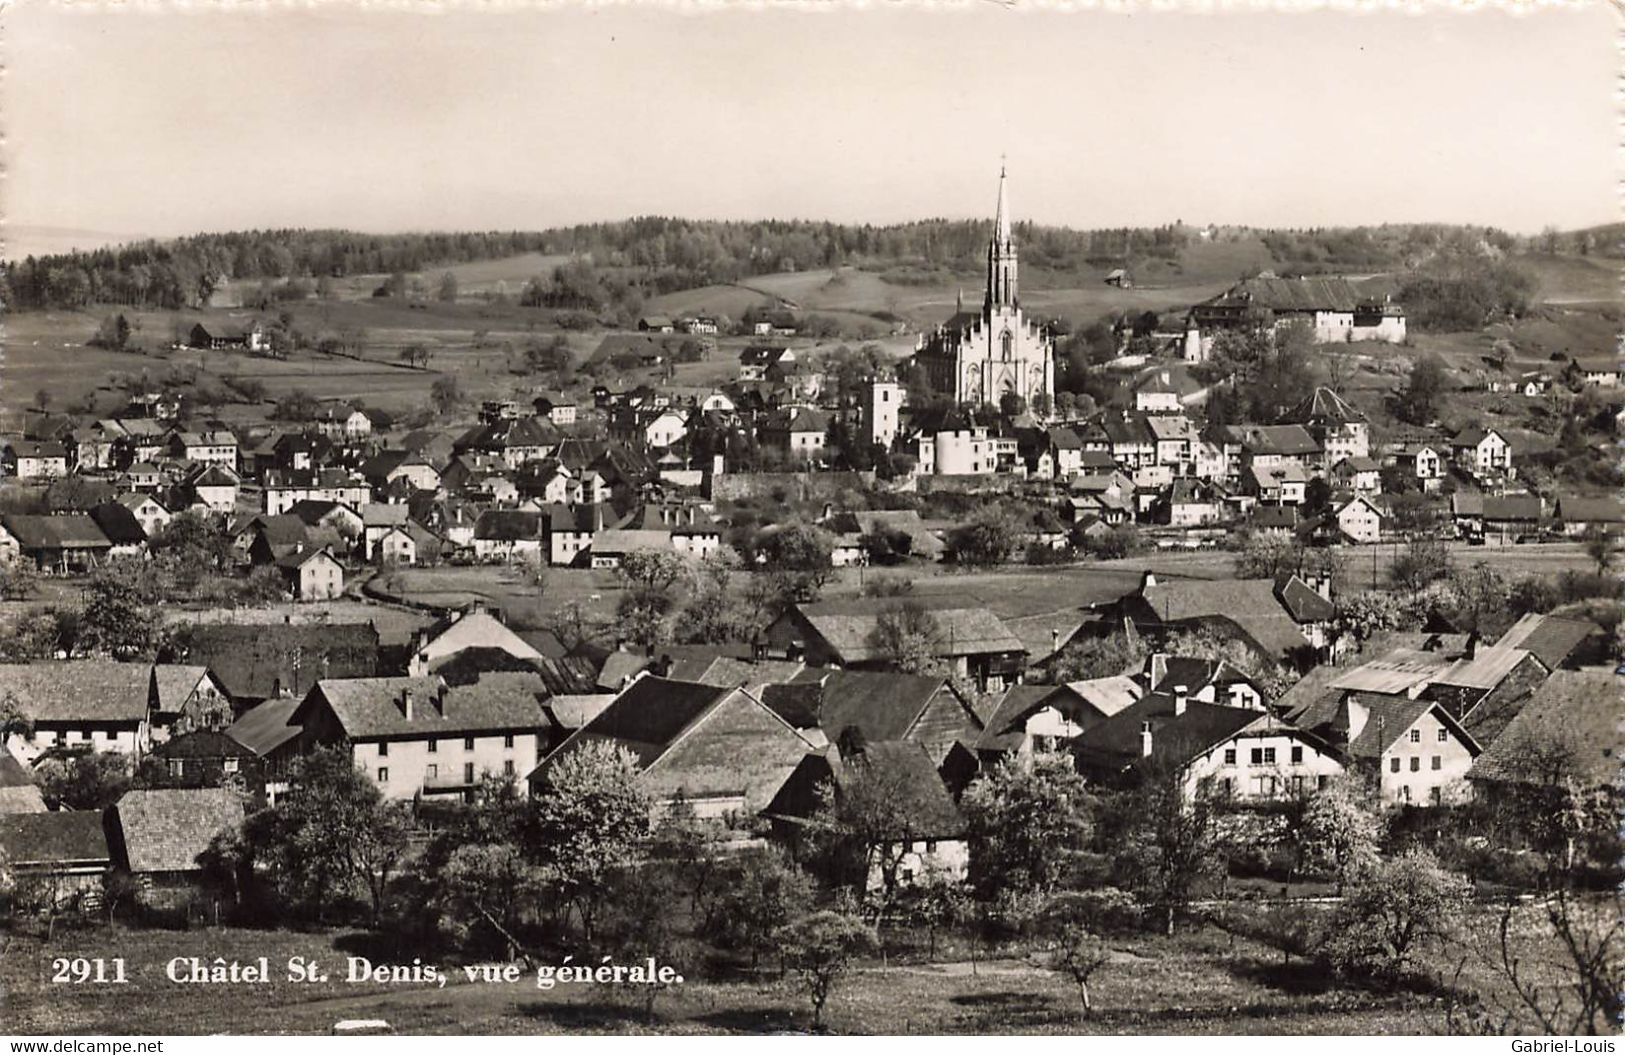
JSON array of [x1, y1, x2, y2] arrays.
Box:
[[0, 0, 1620, 1038]]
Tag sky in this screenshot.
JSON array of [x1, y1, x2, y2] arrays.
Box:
[[1, 2, 1616, 257]]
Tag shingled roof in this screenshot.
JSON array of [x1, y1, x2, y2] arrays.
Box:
[[785, 598, 1025, 663], [0, 811, 110, 867], [1494, 613, 1598, 671], [167, 622, 379, 702], [0, 661, 152, 723], [114, 788, 245, 874], [764, 741, 967, 839], [299, 675, 545, 739], [1134, 577, 1310, 660], [1468, 672, 1624, 788]]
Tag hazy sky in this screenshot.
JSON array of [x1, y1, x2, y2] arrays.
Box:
[[2, 2, 1615, 256]]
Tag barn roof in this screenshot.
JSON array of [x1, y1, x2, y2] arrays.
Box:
[[0, 661, 151, 722], [114, 788, 245, 873], [785, 598, 1025, 662], [0, 811, 110, 867]]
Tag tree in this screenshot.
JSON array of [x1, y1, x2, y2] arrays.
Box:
[[92, 313, 132, 351], [0, 691, 31, 742], [1234, 533, 1307, 580], [436, 842, 542, 958], [865, 601, 943, 675], [78, 562, 159, 659], [272, 388, 320, 422], [960, 754, 1093, 897], [1324, 848, 1470, 977], [1297, 777, 1382, 892], [756, 523, 836, 603], [1398, 357, 1449, 425], [774, 911, 877, 1030], [1582, 526, 1618, 576], [430, 375, 463, 416], [674, 556, 751, 645], [946, 505, 1020, 567], [437, 271, 459, 302], [0, 561, 39, 602], [527, 741, 651, 942], [1035, 889, 1140, 1018], [34, 752, 131, 811], [615, 548, 691, 651], [1051, 630, 1148, 682], [704, 847, 816, 968], [243, 746, 401, 923], [1391, 535, 1450, 592], [1112, 759, 1223, 934]]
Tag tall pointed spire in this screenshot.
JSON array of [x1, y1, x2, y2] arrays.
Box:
[[994, 162, 1011, 245], [985, 163, 1018, 313]]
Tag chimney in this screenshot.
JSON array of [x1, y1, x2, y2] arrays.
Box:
[[1464, 631, 1479, 660], [1173, 685, 1188, 716], [400, 687, 414, 722], [1140, 721, 1154, 758], [1149, 652, 1168, 690], [435, 683, 448, 714]]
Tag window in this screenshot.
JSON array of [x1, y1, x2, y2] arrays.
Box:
[[1263, 747, 1276, 764], [1400, 785, 1412, 803], [1431, 756, 1441, 771], [1250, 748, 1263, 765], [504, 734, 515, 749], [1390, 757, 1401, 773], [378, 741, 389, 757], [224, 758, 239, 774], [1438, 729, 1448, 742], [464, 737, 475, 751], [463, 763, 475, 783], [427, 739, 437, 754], [1290, 746, 1303, 764], [377, 767, 389, 782], [169, 760, 184, 778], [503, 760, 515, 776], [1317, 774, 1330, 790], [426, 764, 438, 779], [1223, 749, 1236, 765], [1430, 787, 1442, 805], [1410, 756, 1420, 772], [1409, 729, 1421, 743]]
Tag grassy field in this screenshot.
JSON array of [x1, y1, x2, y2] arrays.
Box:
[[0, 922, 1437, 1035]]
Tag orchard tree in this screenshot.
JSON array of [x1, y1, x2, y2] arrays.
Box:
[[865, 601, 943, 675], [946, 505, 1020, 567], [1391, 535, 1451, 592], [1298, 777, 1382, 892], [704, 847, 816, 968], [774, 911, 877, 1030], [1112, 756, 1224, 934], [961, 753, 1094, 897], [1325, 848, 1470, 977], [1398, 357, 1449, 425], [528, 741, 651, 942], [757, 523, 835, 603], [1036, 889, 1140, 1018]]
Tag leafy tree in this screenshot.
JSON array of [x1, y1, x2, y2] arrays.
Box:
[[1324, 848, 1470, 976], [34, 751, 131, 811], [0, 561, 39, 602], [774, 911, 877, 1030], [0, 691, 32, 742], [78, 562, 158, 659], [1035, 889, 1140, 1018], [1298, 778, 1382, 892], [961, 754, 1093, 897], [272, 388, 320, 422], [436, 842, 542, 957], [1112, 759, 1224, 934], [1050, 629, 1147, 683], [1582, 526, 1618, 576], [757, 523, 835, 603], [1391, 535, 1451, 592], [674, 556, 751, 645], [437, 271, 458, 302], [946, 505, 1020, 567], [1398, 357, 1449, 425], [615, 549, 691, 650], [1235, 533, 1308, 580], [865, 601, 943, 675], [430, 375, 464, 416], [527, 741, 651, 942], [91, 313, 132, 351], [705, 847, 816, 968]]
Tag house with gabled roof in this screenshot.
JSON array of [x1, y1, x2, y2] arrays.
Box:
[[0, 660, 154, 764], [1467, 671, 1624, 791], [1290, 691, 1480, 806], [529, 676, 815, 819], [1074, 689, 1344, 801], [1553, 494, 1625, 537], [168, 621, 379, 704], [765, 598, 1028, 693], [977, 678, 1140, 760], [764, 740, 969, 890], [110, 787, 246, 890], [1, 514, 111, 571], [277, 546, 344, 601], [295, 674, 547, 801], [1283, 386, 1371, 463], [1108, 571, 1318, 665], [1493, 613, 1599, 672], [1450, 426, 1513, 479], [4, 440, 69, 480], [0, 811, 112, 900], [766, 667, 984, 766]]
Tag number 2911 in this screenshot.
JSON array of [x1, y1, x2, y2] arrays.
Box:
[[52, 957, 127, 984]]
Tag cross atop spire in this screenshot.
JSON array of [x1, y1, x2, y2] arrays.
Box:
[[994, 162, 1011, 244]]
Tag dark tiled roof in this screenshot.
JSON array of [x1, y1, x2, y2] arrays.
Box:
[[152, 730, 256, 761], [1, 514, 111, 550], [1074, 694, 1266, 772], [557, 677, 731, 767], [788, 598, 1025, 662], [0, 810, 110, 866], [0, 662, 151, 722], [303, 675, 545, 739], [1494, 614, 1597, 671], [1468, 671, 1624, 786], [787, 667, 967, 744], [225, 697, 302, 756], [115, 788, 245, 873], [765, 742, 966, 838], [168, 623, 379, 701]]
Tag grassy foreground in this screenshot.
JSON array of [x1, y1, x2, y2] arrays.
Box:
[[2, 923, 1434, 1035]]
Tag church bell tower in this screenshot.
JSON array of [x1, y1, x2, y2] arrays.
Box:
[[984, 166, 1018, 314]]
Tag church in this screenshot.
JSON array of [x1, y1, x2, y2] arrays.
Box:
[[911, 169, 1057, 413]]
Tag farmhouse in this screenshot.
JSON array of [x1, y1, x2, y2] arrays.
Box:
[[764, 598, 1027, 693], [0, 514, 112, 571], [277, 546, 344, 601], [4, 440, 69, 480], [294, 675, 547, 801], [1185, 276, 1405, 360], [767, 667, 983, 767], [110, 787, 247, 891], [531, 676, 815, 818], [0, 661, 154, 764], [0, 812, 112, 901]]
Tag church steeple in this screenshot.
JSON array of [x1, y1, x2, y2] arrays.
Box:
[[985, 164, 1018, 314]]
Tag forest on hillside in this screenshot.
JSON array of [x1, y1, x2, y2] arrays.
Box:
[[0, 217, 1588, 313]]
